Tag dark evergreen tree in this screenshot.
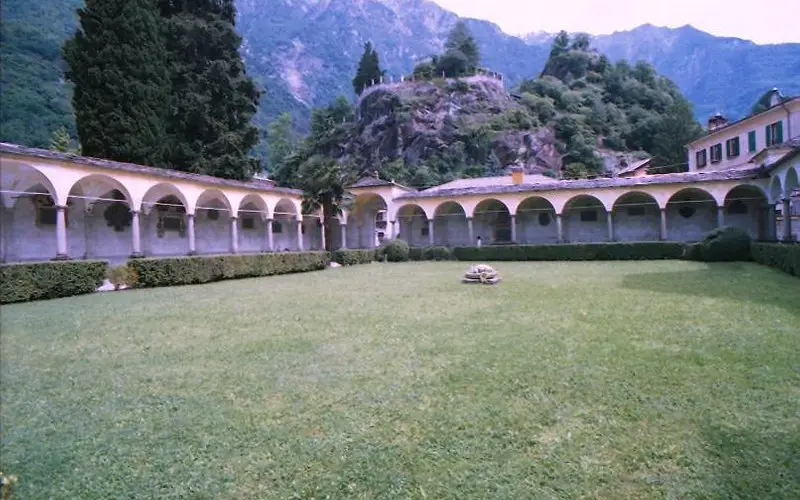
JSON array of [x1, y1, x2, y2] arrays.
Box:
[[158, 0, 261, 180], [444, 22, 480, 69], [63, 0, 170, 166], [352, 41, 384, 95]]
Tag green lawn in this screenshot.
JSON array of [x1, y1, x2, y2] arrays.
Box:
[[1, 261, 799, 499]]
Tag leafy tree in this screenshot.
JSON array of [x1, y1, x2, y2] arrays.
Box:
[[295, 155, 355, 251], [352, 41, 384, 95], [63, 0, 170, 166], [158, 0, 261, 180], [266, 112, 298, 186], [49, 126, 77, 153], [750, 89, 781, 115], [445, 22, 480, 69], [652, 99, 702, 170], [437, 50, 469, 78]]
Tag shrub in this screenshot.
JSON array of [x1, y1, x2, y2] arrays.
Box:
[[128, 252, 329, 288], [408, 247, 425, 261], [751, 242, 799, 277], [0, 260, 108, 304], [379, 239, 410, 262], [452, 242, 686, 261], [685, 227, 752, 262], [332, 249, 375, 266], [423, 246, 453, 261], [108, 264, 138, 289]]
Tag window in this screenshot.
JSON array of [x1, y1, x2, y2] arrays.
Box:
[[727, 200, 748, 215], [580, 210, 597, 222], [748, 130, 757, 152], [725, 137, 740, 158], [627, 206, 646, 217], [272, 221, 283, 233], [766, 121, 784, 146], [241, 217, 255, 230], [538, 213, 551, 226], [709, 143, 723, 163], [696, 149, 707, 168]]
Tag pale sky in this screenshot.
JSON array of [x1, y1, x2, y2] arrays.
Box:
[[432, 0, 800, 44]]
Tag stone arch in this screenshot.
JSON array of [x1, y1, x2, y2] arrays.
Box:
[[723, 184, 769, 239], [141, 183, 190, 257], [785, 167, 799, 198], [235, 195, 270, 254], [68, 174, 138, 261], [562, 194, 607, 242], [473, 198, 512, 244], [612, 191, 661, 242], [195, 189, 233, 214], [666, 188, 717, 242], [433, 201, 469, 247], [272, 198, 300, 251], [516, 196, 558, 244], [0, 162, 63, 262], [770, 175, 784, 204], [396, 203, 429, 247], [142, 183, 189, 213], [346, 193, 389, 248]]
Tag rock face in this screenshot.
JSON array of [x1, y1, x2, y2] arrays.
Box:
[[353, 77, 564, 175]]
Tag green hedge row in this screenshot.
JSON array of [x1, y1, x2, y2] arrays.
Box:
[[129, 252, 329, 288], [750, 242, 799, 277], [409, 246, 454, 261], [0, 260, 108, 304], [452, 242, 686, 261], [332, 249, 376, 266]]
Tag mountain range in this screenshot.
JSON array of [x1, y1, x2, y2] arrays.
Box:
[[2, 0, 799, 149]]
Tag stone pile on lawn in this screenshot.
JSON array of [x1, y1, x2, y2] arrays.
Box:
[[462, 264, 502, 285]]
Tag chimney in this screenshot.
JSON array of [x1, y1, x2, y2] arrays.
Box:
[[768, 88, 783, 108], [510, 165, 524, 185], [708, 113, 728, 131]]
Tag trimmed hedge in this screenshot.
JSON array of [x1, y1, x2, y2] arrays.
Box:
[[332, 249, 375, 266], [751, 242, 800, 277], [684, 226, 752, 262], [452, 242, 686, 261], [0, 260, 108, 304], [128, 252, 329, 288], [379, 239, 410, 262]]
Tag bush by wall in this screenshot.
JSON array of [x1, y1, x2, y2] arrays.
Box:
[[751, 242, 799, 277], [332, 249, 376, 266], [452, 242, 686, 261], [129, 252, 329, 288], [0, 260, 108, 304], [684, 226, 752, 262], [379, 239, 410, 262]]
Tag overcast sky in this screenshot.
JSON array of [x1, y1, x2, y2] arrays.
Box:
[[431, 0, 800, 44]]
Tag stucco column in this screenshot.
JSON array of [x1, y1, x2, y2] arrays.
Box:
[[265, 218, 274, 252], [467, 217, 474, 245], [390, 220, 396, 240], [187, 214, 196, 255], [510, 215, 517, 243], [427, 219, 434, 246], [717, 206, 725, 228], [606, 211, 614, 242], [660, 208, 668, 241], [54, 205, 69, 260], [296, 219, 304, 251], [555, 214, 564, 243], [783, 198, 793, 241], [131, 210, 142, 257], [319, 218, 326, 251], [230, 217, 239, 254], [340, 224, 347, 249]]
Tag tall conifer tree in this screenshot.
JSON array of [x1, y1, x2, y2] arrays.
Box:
[[64, 0, 170, 166], [353, 42, 384, 95], [158, 0, 261, 180]]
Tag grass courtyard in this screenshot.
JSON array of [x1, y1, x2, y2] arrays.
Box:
[[1, 261, 799, 499]]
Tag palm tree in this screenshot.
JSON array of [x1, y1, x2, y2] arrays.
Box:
[[295, 155, 354, 251]]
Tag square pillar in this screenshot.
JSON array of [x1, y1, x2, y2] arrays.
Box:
[[296, 219, 304, 251], [230, 217, 239, 254], [555, 214, 564, 243], [606, 211, 614, 242], [660, 208, 668, 241], [467, 217, 474, 245], [320, 218, 327, 251], [187, 214, 196, 255], [427, 219, 434, 246], [390, 220, 396, 240], [53, 205, 69, 260], [717, 206, 725, 228], [131, 210, 143, 257], [510, 215, 517, 243], [340, 224, 347, 249]]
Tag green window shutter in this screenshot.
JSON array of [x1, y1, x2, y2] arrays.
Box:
[[734, 138, 739, 156], [725, 141, 730, 157], [766, 125, 772, 146], [748, 131, 756, 151], [776, 121, 783, 143]]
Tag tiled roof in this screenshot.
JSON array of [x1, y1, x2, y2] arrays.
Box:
[[617, 158, 652, 175], [348, 176, 415, 191], [0, 142, 302, 196], [688, 96, 798, 145], [397, 167, 763, 200]]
